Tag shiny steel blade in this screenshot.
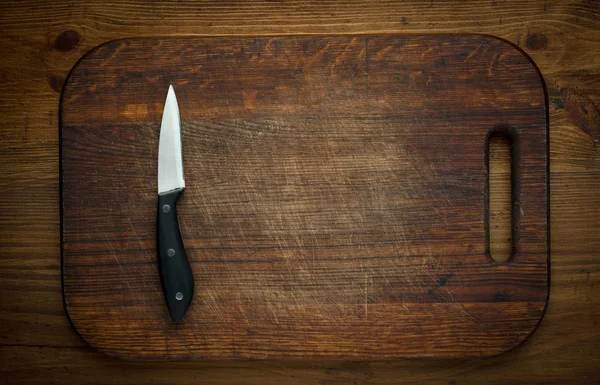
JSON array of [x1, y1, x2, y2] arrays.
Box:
[[158, 85, 185, 194]]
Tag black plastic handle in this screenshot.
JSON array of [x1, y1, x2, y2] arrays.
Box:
[[157, 188, 194, 323]]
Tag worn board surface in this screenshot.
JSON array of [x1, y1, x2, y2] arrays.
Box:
[[60, 35, 548, 359]]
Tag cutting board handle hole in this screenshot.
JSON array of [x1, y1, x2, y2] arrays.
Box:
[[486, 130, 514, 263]]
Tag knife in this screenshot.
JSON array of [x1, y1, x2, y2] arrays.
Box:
[[157, 85, 194, 323]]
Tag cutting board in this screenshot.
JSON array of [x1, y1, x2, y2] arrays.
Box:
[[61, 35, 548, 359]]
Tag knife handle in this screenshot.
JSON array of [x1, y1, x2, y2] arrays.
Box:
[[157, 188, 194, 323]]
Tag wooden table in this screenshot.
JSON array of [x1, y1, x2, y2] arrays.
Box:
[[1, 1, 598, 383]]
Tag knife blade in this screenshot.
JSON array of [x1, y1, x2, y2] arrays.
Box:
[[157, 85, 194, 323]]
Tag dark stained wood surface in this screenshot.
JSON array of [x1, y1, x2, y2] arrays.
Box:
[[1, 0, 599, 383], [60, 35, 548, 359]]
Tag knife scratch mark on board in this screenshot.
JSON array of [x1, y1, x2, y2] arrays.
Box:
[[421, 255, 478, 323], [465, 44, 483, 63], [205, 288, 227, 325], [87, 211, 134, 294], [237, 292, 251, 326], [180, 336, 196, 359], [124, 216, 156, 307], [109, 245, 133, 293], [488, 53, 499, 77], [330, 38, 359, 74]]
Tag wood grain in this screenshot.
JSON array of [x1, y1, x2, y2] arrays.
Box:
[[60, 35, 548, 359], [1, 0, 599, 382]]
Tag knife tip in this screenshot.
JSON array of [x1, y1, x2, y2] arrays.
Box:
[[165, 85, 178, 108]]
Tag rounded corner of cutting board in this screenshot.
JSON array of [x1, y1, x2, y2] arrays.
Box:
[[61, 301, 110, 358], [61, 302, 154, 360], [490, 307, 549, 358], [61, 38, 134, 98], [473, 33, 548, 94]]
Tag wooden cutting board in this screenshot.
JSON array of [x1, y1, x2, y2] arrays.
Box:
[[60, 35, 548, 359]]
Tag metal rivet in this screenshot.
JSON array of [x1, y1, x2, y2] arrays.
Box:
[[162, 204, 171, 213], [167, 248, 175, 257], [175, 292, 183, 301]]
